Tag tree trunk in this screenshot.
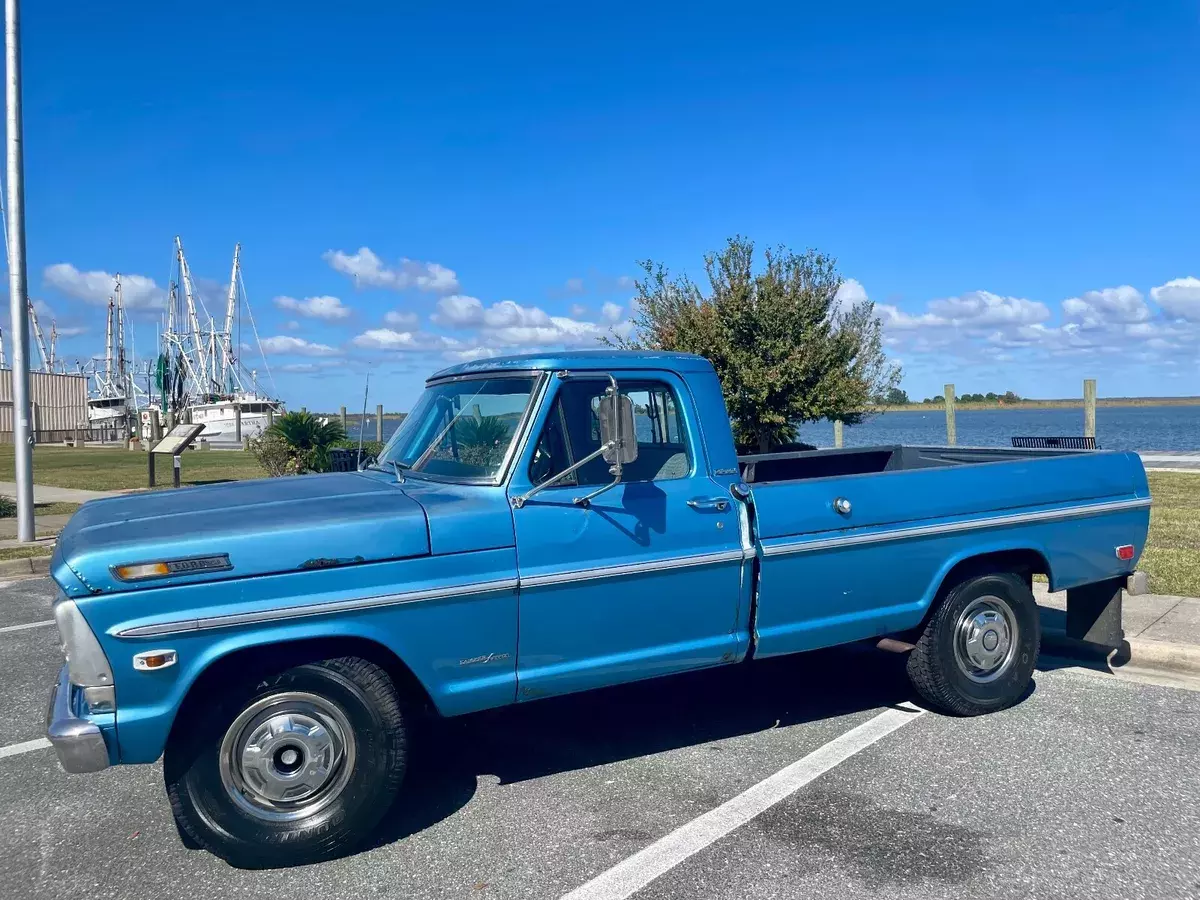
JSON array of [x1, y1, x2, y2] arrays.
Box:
[[758, 428, 771, 453]]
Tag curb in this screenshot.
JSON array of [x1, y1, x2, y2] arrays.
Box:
[[0, 556, 51, 577], [1042, 628, 1200, 678]]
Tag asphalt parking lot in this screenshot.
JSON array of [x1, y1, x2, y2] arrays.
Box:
[[2, 576, 1198, 900]]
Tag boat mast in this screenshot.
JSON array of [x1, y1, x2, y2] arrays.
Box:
[[115, 274, 126, 394], [0, 326, 6, 368], [27, 298, 49, 372], [104, 293, 113, 386], [49, 319, 56, 370], [222, 243, 240, 392], [175, 236, 209, 396]]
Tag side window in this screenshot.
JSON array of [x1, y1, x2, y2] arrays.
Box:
[[530, 379, 692, 487], [529, 396, 577, 486]]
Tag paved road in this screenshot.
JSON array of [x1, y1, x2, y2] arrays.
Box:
[[1, 577, 1198, 900]]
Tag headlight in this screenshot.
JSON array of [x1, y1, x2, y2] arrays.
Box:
[[53, 597, 116, 713]]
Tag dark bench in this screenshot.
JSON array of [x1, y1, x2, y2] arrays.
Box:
[[328, 448, 363, 472], [1011, 436, 1098, 450]]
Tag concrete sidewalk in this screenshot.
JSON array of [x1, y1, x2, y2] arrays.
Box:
[[1036, 582, 1200, 677], [0, 481, 124, 503]]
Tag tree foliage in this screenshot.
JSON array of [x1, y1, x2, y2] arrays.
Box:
[[610, 236, 901, 452], [264, 410, 347, 473]]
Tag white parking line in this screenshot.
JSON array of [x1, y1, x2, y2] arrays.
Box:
[[560, 702, 926, 900], [0, 737, 51, 760], [0, 619, 54, 635]]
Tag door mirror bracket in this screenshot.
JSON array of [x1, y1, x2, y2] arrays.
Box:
[[512, 375, 637, 510]]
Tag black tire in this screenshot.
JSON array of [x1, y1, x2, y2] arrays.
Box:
[[165, 656, 407, 868], [907, 572, 1040, 716]]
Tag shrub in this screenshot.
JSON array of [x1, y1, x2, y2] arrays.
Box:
[[248, 431, 301, 477]]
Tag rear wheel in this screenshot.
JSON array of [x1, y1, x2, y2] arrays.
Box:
[[165, 656, 407, 868], [907, 572, 1040, 716]]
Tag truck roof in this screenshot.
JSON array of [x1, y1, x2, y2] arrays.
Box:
[[430, 349, 714, 381]]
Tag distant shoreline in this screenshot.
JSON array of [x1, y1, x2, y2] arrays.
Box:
[[882, 397, 1200, 412]]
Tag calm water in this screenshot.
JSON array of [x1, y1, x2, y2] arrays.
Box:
[[349, 405, 1200, 452], [796, 405, 1200, 452]]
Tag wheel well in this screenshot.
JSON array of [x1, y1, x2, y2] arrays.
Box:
[[915, 549, 1050, 631], [165, 635, 437, 751]]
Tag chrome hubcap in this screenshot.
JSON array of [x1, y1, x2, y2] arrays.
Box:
[[219, 692, 356, 822], [953, 596, 1018, 683]]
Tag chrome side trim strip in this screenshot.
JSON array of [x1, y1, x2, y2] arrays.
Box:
[[115, 577, 520, 638], [520, 548, 745, 589], [761, 497, 1152, 558]]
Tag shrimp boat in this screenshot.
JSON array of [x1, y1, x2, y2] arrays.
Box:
[[156, 238, 284, 441], [86, 276, 141, 431]]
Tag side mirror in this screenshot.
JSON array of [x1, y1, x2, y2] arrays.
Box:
[[598, 391, 638, 465]]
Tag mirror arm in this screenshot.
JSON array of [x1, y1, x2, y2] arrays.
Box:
[[512, 442, 614, 509], [572, 470, 620, 508]]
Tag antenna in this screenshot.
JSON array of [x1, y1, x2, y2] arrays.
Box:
[[356, 369, 370, 469]]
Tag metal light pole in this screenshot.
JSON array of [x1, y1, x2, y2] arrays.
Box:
[[6, 0, 34, 541]]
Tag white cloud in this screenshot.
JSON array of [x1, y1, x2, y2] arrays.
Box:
[[383, 309, 419, 327], [54, 325, 87, 338], [600, 301, 624, 324], [283, 320, 301, 331], [350, 328, 460, 351], [260, 335, 340, 357], [834, 278, 868, 307], [443, 346, 505, 362], [323, 247, 459, 293], [432, 295, 555, 329], [273, 294, 351, 320], [1061, 285, 1149, 328], [615, 275, 636, 291], [1151, 277, 1200, 322], [277, 361, 341, 373], [43, 263, 165, 308], [569, 303, 588, 318], [929, 291, 1050, 327]]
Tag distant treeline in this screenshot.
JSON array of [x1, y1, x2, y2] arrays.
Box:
[[921, 391, 1021, 404]]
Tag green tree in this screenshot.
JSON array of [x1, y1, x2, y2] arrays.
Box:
[[611, 236, 900, 452], [884, 387, 910, 405], [267, 410, 347, 473]]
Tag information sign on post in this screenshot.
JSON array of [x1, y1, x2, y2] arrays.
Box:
[[148, 423, 205, 487]]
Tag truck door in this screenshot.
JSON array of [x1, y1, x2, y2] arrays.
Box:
[[508, 371, 746, 700]]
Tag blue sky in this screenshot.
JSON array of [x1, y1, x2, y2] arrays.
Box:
[[20, 2, 1200, 410]]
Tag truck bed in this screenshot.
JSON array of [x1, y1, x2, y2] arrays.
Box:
[[738, 444, 1151, 660], [738, 444, 1087, 484]]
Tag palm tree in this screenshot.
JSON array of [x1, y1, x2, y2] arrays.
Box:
[[267, 411, 347, 473]]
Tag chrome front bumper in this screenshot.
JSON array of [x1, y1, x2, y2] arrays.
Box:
[[46, 664, 110, 773]]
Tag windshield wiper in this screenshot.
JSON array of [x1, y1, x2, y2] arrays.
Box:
[[388, 459, 410, 482]]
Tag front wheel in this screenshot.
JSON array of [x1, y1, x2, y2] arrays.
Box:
[[165, 656, 407, 868], [907, 572, 1040, 716]]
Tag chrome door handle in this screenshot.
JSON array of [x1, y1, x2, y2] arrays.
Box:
[[833, 497, 852, 515], [688, 497, 730, 512]]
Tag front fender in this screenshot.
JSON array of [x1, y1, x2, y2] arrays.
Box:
[[74, 550, 519, 764]]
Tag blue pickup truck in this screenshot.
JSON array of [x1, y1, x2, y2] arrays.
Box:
[[46, 350, 1150, 866]]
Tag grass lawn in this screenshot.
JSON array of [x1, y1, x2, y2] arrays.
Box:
[[0, 445, 266, 492], [0, 500, 81, 518], [0, 546, 54, 560], [1140, 471, 1200, 598]]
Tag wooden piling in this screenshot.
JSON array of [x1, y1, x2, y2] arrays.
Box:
[[339, 405, 347, 434], [1083, 378, 1096, 439], [376, 404, 384, 443], [944, 384, 957, 446], [833, 419, 844, 449]]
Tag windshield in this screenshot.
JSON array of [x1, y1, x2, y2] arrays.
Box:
[[378, 375, 539, 481]]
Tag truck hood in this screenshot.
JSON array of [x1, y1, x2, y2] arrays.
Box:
[[52, 473, 430, 597]]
